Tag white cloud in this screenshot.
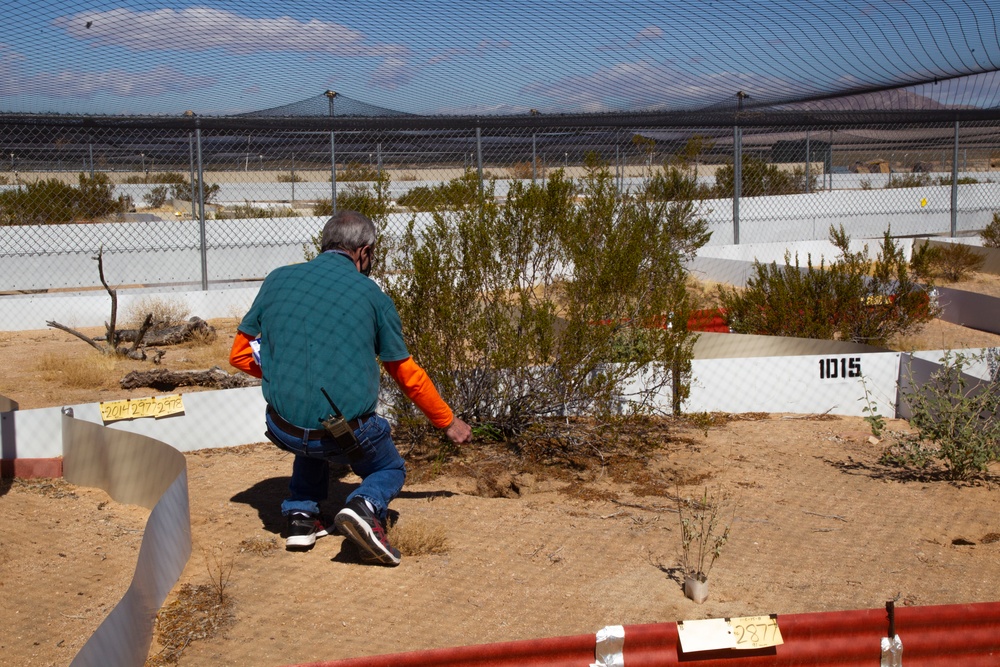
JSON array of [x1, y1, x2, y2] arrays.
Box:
[[477, 39, 512, 51], [370, 57, 418, 91], [521, 60, 797, 111], [54, 8, 410, 58], [632, 26, 664, 44], [0, 49, 215, 98]]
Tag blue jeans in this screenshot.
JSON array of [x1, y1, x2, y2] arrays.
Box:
[[264, 411, 406, 521]]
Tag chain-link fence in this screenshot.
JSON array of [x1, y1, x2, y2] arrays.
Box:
[[2, 115, 999, 330]]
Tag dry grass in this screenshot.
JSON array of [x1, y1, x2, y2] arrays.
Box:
[[9, 477, 78, 498], [162, 334, 233, 368], [387, 516, 450, 556], [36, 350, 121, 389], [237, 535, 279, 556], [123, 296, 191, 329], [146, 583, 235, 666]]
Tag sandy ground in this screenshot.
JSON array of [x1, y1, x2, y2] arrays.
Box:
[[3, 415, 1000, 667], [1, 276, 999, 667]]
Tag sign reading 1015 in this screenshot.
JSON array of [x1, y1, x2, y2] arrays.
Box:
[[819, 356, 862, 380]]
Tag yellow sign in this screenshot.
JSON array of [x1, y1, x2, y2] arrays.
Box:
[[920, 197, 928, 207], [99, 395, 185, 423], [730, 615, 784, 649], [677, 615, 783, 653]]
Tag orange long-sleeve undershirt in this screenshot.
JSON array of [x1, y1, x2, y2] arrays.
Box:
[[228, 332, 453, 429], [382, 357, 454, 429], [229, 331, 262, 378]]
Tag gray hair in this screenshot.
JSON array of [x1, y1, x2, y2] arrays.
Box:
[[320, 210, 376, 252]]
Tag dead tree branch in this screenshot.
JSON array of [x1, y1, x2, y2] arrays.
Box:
[[120, 367, 261, 391], [45, 321, 105, 352]]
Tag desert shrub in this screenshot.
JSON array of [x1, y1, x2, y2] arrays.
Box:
[[981, 212, 1000, 248], [395, 185, 436, 211], [646, 165, 714, 201], [936, 176, 980, 186], [0, 173, 128, 225], [219, 201, 296, 219], [170, 178, 219, 204], [395, 171, 482, 212], [506, 160, 547, 180], [714, 155, 809, 197], [928, 243, 986, 282], [127, 172, 188, 186], [143, 185, 169, 208], [885, 173, 930, 189], [123, 296, 190, 329], [277, 172, 304, 183], [887, 351, 1000, 481], [307, 171, 394, 261], [336, 161, 379, 182], [908, 241, 941, 285], [384, 154, 709, 438], [719, 226, 935, 346]]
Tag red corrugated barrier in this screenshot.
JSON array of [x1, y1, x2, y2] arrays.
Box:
[[686, 308, 730, 333], [289, 601, 1000, 667]]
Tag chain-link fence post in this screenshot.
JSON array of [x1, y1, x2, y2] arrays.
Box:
[[951, 120, 960, 237], [195, 121, 208, 290], [326, 90, 338, 215], [476, 125, 484, 191]]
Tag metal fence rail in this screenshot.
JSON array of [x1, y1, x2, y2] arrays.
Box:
[[2, 118, 999, 298]]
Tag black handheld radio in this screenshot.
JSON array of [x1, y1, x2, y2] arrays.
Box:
[[320, 387, 358, 445]]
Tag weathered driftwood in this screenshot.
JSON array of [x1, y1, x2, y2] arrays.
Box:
[[112, 317, 216, 346], [120, 366, 260, 391], [46, 315, 152, 361]]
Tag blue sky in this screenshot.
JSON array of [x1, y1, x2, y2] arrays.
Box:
[[1, 0, 998, 116]]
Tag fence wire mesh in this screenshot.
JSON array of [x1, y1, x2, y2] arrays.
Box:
[[3, 118, 999, 297]]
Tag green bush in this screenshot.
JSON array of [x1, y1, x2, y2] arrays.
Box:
[[884, 351, 1000, 481], [143, 185, 169, 208], [714, 155, 814, 197], [125, 172, 188, 186], [307, 171, 394, 261], [981, 212, 1000, 248], [337, 161, 379, 182], [219, 201, 296, 219], [171, 178, 219, 204], [383, 155, 709, 437], [929, 243, 986, 282], [885, 173, 930, 189], [935, 176, 980, 186], [277, 172, 304, 183], [395, 170, 482, 212], [719, 226, 935, 346], [0, 173, 128, 225], [396, 185, 439, 211], [646, 165, 714, 201]]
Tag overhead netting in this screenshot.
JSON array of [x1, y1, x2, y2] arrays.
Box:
[[1, 0, 999, 119]]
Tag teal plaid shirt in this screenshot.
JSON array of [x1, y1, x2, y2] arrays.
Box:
[[239, 252, 409, 428]]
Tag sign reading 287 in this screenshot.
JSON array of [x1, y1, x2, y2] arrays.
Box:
[[818, 356, 862, 380]]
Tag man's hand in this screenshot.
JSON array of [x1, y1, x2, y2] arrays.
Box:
[[445, 417, 472, 444]]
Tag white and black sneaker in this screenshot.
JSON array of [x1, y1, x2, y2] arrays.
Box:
[[334, 498, 401, 566], [285, 512, 329, 551]]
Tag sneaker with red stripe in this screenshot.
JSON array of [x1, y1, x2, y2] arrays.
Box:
[[334, 497, 401, 566]]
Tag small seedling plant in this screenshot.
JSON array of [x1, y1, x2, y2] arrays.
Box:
[[677, 487, 736, 582]]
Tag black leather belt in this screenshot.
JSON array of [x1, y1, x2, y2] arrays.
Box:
[[266, 405, 372, 440]]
